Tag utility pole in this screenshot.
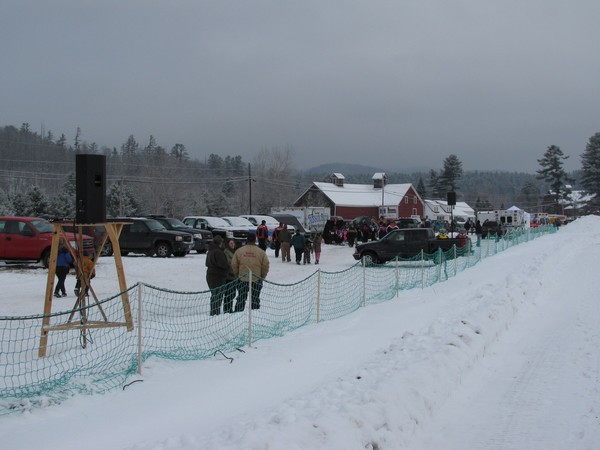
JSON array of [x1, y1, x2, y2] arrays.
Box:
[[248, 163, 252, 214]]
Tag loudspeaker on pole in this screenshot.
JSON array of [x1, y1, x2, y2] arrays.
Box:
[[76, 154, 106, 223], [447, 191, 456, 206]]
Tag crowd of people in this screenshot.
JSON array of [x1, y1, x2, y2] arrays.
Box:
[[204, 220, 331, 315], [50, 216, 500, 316]]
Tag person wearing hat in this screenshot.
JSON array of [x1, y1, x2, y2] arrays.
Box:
[[256, 220, 269, 251], [231, 233, 270, 311], [277, 224, 292, 262], [205, 234, 230, 315]]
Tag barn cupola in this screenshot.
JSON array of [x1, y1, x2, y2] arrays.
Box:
[[372, 172, 387, 189], [331, 173, 345, 187]]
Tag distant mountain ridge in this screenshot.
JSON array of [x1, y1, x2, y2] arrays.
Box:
[[302, 163, 386, 176]]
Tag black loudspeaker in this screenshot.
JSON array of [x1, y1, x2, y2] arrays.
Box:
[[447, 191, 456, 206], [76, 154, 106, 223]]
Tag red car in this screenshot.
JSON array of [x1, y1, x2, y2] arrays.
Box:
[[0, 217, 94, 268]]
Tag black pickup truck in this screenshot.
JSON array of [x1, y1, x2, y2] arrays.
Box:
[[103, 217, 194, 257], [353, 228, 470, 264]]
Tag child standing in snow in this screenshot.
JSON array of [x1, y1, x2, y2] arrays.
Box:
[[303, 236, 313, 264], [312, 233, 323, 264]]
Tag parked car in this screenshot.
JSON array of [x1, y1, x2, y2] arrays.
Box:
[[221, 216, 255, 235], [353, 227, 470, 264], [0, 216, 95, 268], [395, 218, 421, 229], [63, 224, 111, 256], [104, 217, 194, 257], [182, 216, 249, 246], [146, 216, 212, 254]]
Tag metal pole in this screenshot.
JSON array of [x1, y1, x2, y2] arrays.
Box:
[[395, 256, 399, 297], [316, 269, 321, 323], [362, 258, 366, 307], [453, 244, 457, 277], [248, 270, 253, 347], [421, 249, 424, 289], [137, 282, 143, 375], [248, 163, 252, 214]]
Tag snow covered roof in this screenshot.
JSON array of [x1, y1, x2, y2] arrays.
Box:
[[425, 199, 475, 218], [312, 181, 413, 207]]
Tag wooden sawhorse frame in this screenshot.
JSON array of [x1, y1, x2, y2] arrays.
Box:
[[38, 222, 133, 357]]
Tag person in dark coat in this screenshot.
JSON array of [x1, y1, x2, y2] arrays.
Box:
[[222, 238, 239, 313], [205, 235, 229, 315], [278, 224, 292, 262], [347, 224, 357, 247], [54, 245, 73, 297], [303, 236, 313, 264], [272, 223, 284, 258], [256, 220, 269, 251], [290, 229, 306, 265], [475, 220, 483, 247]]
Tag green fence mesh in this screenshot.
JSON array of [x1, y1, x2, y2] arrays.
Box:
[[0, 226, 555, 415]]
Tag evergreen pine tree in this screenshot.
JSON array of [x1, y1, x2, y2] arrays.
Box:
[[416, 177, 427, 198], [580, 132, 600, 197], [107, 182, 139, 217], [11, 192, 28, 216], [0, 188, 12, 215], [536, 145, 572, 212], [439, 154, 463, 192], [428, 170, 444, 198], [49, 173, 76, 217]]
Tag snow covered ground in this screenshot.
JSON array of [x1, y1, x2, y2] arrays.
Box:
[[0, 217, 599, 449]]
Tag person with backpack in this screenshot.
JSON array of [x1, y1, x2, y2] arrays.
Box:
[[256, 220, 269, 251], [290, 229, 306, 265]]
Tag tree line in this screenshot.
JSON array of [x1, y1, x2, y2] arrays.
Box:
[[1, 123, 599, 218]]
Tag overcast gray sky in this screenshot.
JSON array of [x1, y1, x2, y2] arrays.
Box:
[[2, 1, 599, 173]]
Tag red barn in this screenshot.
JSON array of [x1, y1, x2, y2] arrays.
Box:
[[294, 173, 424, 220]]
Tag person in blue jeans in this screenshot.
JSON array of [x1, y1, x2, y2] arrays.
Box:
[[54, 245, 73, 297]]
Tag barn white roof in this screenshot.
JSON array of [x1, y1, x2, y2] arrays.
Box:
[[311, 182, 413, 207]]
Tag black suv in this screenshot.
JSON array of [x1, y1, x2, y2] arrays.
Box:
[[147, 216, 212, 254], [395, 218, 421, 229], [103, 217, 194, 257]]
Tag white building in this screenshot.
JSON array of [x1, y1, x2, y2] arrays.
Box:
[[424, 199, 475, 224]]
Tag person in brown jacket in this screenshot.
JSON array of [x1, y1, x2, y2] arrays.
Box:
[[231, 233, 270, 311]]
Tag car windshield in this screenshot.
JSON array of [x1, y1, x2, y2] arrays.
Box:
[[165, 218, 186, 228], [223, 217, 253, 226], [257, 217, 279, 227], [145, 219, 166, 231], [206, 217, 230, 227], [30, 219, 53, 233]]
